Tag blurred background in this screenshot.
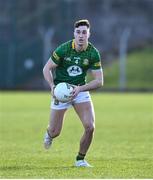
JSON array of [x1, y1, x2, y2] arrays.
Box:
[[0, 0, 153, 91]]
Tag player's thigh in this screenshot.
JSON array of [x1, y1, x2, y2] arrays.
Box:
[[73, 101, 95, 129], [49, 108, 67, 131]]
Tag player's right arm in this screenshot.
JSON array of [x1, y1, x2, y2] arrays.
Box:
[[43, 58, 58, 91], [43, 43, 64, 92]]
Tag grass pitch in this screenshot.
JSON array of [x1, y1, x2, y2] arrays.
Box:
[[0, 92, 153, 178]]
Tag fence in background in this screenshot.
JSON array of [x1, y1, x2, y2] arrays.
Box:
[[0, 0, 152, 90]]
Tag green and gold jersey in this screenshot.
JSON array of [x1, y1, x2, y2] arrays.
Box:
[[51, 39, 102, 85]]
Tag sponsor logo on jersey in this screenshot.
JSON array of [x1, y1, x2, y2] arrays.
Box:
[[83, 59, 89, 65], [67, 65, 82, 76]]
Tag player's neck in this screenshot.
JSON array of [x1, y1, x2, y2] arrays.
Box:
[[75, 41, 88, 52]]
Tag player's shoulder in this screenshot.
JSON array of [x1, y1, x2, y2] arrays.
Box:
[[88, 42, 100, 54], [58, 40, 73, 50], [54, 40, 72, 56], [88, 42, 101, 61]]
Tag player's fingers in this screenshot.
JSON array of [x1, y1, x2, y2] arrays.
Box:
[[72, 89, 79, 98], [51, 85, 55, 96]]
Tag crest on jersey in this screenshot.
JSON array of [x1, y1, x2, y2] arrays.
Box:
[[83, 59, 89, 65], [67, 65, 82, 76]]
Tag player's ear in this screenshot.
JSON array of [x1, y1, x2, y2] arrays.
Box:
[[88, 31, 91, 38], [73, 29, 76, 38]]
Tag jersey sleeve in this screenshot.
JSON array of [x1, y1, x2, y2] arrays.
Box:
[[50, 44, 65, 65], [89, 49, 102, 70]]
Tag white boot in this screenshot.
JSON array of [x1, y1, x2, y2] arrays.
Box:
[[44, 131, 52, 149], [75, 160, 93, 167]]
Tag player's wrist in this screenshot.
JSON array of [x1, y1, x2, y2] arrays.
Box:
[[50, 83, 55, 94], [79, 85, 84, 92], [49, 83, 55, 89]]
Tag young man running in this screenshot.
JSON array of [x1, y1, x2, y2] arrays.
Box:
[[43, 19, 104, 167]]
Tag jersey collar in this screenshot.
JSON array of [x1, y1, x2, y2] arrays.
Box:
[[72, 39, 75, 49], [72, 39, 89, 52]]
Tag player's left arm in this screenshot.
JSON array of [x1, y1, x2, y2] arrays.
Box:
[[72, 68, 103, 97], [81, 68, 103, 91]]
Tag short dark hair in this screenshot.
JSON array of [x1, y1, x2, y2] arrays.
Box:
[[74, 19, 90, 29]]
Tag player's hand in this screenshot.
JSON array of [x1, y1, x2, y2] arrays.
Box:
[[50, 84, 60, 104], [71, 86, 81, 99]]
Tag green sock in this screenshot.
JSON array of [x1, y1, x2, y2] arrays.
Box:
[[76, 152, 86, 161]]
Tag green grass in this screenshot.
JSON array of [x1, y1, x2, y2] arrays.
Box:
[[103, 47, 153, 89], [0, 92, 153, 178]]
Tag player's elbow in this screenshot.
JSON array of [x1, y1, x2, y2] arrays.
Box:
[[43, 64, 49, 75], [43, 59, 55, 75], [101, 78, 104, 86], [43, 66, 46, 76], [97, 78, 103, 88]]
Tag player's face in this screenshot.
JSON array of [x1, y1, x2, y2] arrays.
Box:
[[74, 26, 90, 46]]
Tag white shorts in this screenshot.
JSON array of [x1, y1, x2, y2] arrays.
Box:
[[51, 91, 91, 110]]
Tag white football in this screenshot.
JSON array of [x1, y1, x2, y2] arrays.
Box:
[[54, 82, 74, 103]]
